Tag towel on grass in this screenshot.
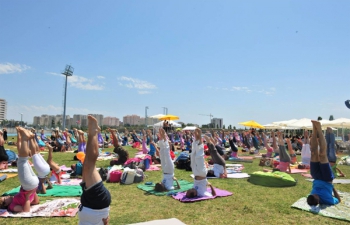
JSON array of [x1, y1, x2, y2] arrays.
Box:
[[291, 191, 350, 222], [172, 187, 232, 202], [0, 173, 18, 179], [3, 185, 82, 197], [127, 218, 186, 225], [137, 180, 193, 196], [190, 173, 249, 179], [0, 198, 80, 218], [146, 165, 160, 171], [306, 179, 350, 184]]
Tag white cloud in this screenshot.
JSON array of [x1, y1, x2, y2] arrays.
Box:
[[138, 90, 151, 95], [0, 63, 30, 74], [118, 76, 156, 94], [118, 76, 156, 90], [47, 72, 104, 90], [97, 76, 105, 79]]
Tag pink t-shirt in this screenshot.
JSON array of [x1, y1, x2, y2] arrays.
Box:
[[277, 161, 289, 172], [8, 187, 36, 212]]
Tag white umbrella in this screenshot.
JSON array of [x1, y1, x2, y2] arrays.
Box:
[[287, 118, 313, 129], [321, 118, 350, 128], [272, 119, 298, 127], [262, 124, 286, 130], [182, 126, 197, 131]]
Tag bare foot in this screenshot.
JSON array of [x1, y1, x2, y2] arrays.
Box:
[[87, 115, 100, 137], [46, 143, 53, 151], [18, 127, 34, 141]]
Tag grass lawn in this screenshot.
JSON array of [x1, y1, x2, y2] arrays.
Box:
[[1, 138, 350, 225]]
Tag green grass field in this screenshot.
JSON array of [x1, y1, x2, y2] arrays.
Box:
[[1, 139, 350, 225]]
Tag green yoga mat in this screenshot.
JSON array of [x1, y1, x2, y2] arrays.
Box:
[[2, 185, 82, 197], [137, 180, 193, 196], [292, 191, 350, 222]]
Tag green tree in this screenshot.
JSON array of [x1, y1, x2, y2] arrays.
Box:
[[216, 124, 219, 129], [223, 125, 226, 129], [317, 116, 322, 121], [57, 120, 61, 128], [329, 115, 334, 121], [181, 123, 185, 128], [201, 124, 209, 128], [233, 126, 236, 130], [51, 119, 55, 128]]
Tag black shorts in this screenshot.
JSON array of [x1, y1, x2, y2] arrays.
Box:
[[80, 181, 111, 210]]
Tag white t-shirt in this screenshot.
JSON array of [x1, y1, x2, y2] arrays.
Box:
[[194, 179, 212, 197], [162, 173, 174, 190], [213, 164, 224, 178]]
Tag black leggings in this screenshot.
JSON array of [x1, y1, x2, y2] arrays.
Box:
[[208, 143, 225, 166]]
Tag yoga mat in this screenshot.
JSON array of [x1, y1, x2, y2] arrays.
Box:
[[60, 165, 72, 172], [190, 173, 250, 179], [137, 180, 193, 196], [3, 185, 82, 197], [146, 165, 160, 171], [291, 191, 350, 222], [0, 198, 80, 218], [172, 187, 232, 202], [54, 178, 83, 186], [301, 173, 312, 178], [290, 168, 310, 174], [128, 218, 186, 225], [0, 169, 18, 173], [226, 164, 244, 167], [306, 179, 350, 184], [228, 158, 253, 163], [0, 173, 17, 179]]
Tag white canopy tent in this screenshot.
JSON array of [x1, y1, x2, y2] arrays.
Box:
[[182, 126, 197, 131], [262, 124, 286, 130], [321, 118, 350, 128], [272, 119, 298, 127], [153, 120, 181, 128]]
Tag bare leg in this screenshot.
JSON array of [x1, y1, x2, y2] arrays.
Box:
[[82, 115, 102, 188], [312, 120, 328, 164], [108, 128, 119, 148], [304, 130, 310, 144], [46, 143, 61, 184], [262, 132, 269, 149], [272, 131, 278, 150], [18, 127, 33, 157], [77, 130, 85, 144], [310, 121, 320, 163]]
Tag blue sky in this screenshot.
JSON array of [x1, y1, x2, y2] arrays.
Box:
[[1, 0, 349, 128]]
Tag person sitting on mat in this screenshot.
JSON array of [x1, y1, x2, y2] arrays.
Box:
[[273, 131, 291, 173], [154, 128, 180, 192], [78, 115, 111, 225], [0, 129, 9, 170], [307, 120, 341, 206], [326, 127, 345, 177], [205, 136, 227, 178], [186, 128, 216, 198], [0, 127, 40, 212], [109, 128, 129, 166]]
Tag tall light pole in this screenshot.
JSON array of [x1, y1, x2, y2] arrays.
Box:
[[19, 113, 23, 127], [61, 65, 74, 130], [162, 107, 168, 115], [145, 106, 149, 127]]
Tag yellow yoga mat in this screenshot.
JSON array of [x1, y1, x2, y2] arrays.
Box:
[[0, 173, 18, 179]]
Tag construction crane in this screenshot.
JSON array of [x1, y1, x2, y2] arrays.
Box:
[[199, 113, 214, 128]]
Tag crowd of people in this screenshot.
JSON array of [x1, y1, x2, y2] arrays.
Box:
[[0, 118, 347, 224]]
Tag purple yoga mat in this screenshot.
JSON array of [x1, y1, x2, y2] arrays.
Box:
[[172, 188, 232, 202]]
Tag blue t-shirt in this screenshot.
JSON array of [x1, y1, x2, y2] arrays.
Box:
[[310, 180, 339, 205], [149, 144, 156, 156]]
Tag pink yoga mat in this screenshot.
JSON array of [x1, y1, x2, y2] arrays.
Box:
[[290, 168, 310, 174], [60, 165, 71, 172], [237, 156, 254, 160], [172, 188, 232, 202], [146, 165, 160, 171], [301, 173, 312, 178]]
